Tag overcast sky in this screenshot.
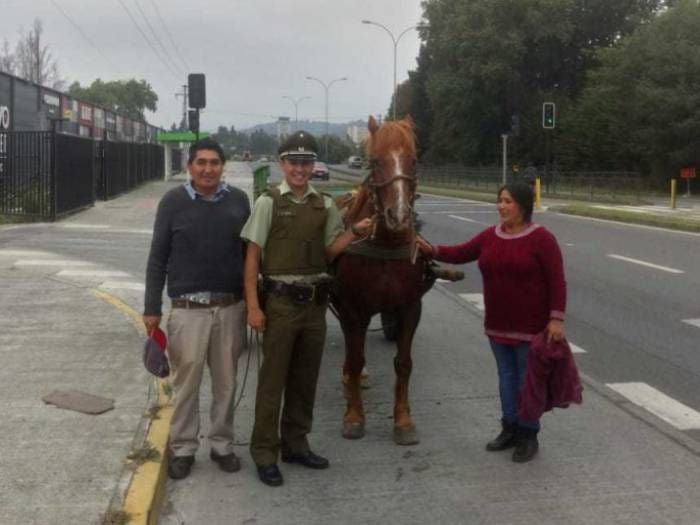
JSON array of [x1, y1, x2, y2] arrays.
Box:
[[2, 0, 425, 131]]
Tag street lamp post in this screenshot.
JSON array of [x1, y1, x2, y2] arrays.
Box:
[[362, 20, 420, 120], [282, 95, 310, 131], [305, 76, 347, 162]]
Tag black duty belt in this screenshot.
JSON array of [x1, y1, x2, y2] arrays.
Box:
[[171, 292, 242, 309], [262, 279, 331, 305]]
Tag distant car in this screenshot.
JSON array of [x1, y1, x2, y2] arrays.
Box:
[[347, 156, 363, 169], [311, 161, 330, 181]]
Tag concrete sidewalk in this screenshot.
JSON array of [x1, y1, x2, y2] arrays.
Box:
[[0, 164, 252, 524]]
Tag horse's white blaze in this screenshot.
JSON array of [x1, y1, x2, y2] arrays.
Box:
[[391, 150, 410, 226]]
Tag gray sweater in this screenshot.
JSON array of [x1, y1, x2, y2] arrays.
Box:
[[144, 185, 250, 315]]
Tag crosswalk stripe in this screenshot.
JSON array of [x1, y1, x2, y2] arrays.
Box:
[[56, 269, 131, 278], [99, 281, 145, 291], [62, 224, 110, 229], [14, 259, 95, 267], [458, 293, 485, 311], [606, 382, 700, 430], [682, 319, 700, 329], [0, 249, 55, 258]]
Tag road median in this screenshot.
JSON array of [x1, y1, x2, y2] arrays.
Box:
[[549, 203, 700, 233]]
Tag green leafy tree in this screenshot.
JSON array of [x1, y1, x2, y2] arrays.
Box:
[[249, 129, 278, 156], [416, 0, 666, 164], [564, 0, 700, 179], [68, 79, 157, 121], [319, 134, 355, 164]]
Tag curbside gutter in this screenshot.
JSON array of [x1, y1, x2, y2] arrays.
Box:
[[93, 290, 171, 525]]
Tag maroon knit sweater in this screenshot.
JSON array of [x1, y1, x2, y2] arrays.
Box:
[[435, 223, 566, 341]]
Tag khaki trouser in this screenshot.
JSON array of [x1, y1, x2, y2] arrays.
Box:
[[166, 301, 246, 457], [250, 294, 327, 466]]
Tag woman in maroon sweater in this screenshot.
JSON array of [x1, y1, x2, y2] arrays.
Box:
[[417, 182, 566, 462]]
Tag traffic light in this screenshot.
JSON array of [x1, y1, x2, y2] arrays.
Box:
[[188, 109, 199, 133], [542, 102, 556, 129], [510, 114, 520, 136], [188, 73, 206, 109]]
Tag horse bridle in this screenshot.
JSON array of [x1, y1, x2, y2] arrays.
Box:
[[365, 158, 418, 216]]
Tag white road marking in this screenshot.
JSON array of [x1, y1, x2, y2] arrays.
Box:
[[13, 259, 95, 267], [56, 269, 131, 278], [436, 278, 450, 284], [62, 224, 110, 229], [565, 243, 575, 247], [682, 319, 700, 329], [569, 343, 587, 354], [607, 254, 684, 274], [0, 249, 55, 258], [99, 281, 145, 291], [606, 382, 700, 430], [459, 293, 485, 311], [449, 215, 488, 225]]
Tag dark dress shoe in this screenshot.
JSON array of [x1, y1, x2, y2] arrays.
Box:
[[486, 419, 518, 451], [167, 455, 194, 480], [210, 450, 241, 473], [257, 464, 284, 487], [512, 427, 539, 463], [281, 450, 329, 469]]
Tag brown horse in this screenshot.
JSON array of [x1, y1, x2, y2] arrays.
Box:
[[331, 115, 433, 445]]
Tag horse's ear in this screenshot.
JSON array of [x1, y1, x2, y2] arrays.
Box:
[[368, 115, 380, 134]]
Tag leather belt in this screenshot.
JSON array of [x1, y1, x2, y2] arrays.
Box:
[[171, 292, 242, 309], [262, 279, 331, 305]]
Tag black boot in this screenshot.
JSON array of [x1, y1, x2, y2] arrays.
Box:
[[512, 427, 539, 463], [485, 419, 518, 451]]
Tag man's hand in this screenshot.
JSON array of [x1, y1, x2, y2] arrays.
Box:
[[143, 315, 162, 336], [248, 306, 266, 333], [351, 217, 373, 237]]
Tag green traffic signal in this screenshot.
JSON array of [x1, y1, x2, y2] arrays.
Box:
[[542, 102, 556, 129]]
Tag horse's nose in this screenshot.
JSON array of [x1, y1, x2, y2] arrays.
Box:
[[385, 206, 410, 231]]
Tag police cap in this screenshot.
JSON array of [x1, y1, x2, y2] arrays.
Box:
[[278, 131, 318, 160]]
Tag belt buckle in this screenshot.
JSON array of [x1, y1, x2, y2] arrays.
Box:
[[293, 283, 315, 305]]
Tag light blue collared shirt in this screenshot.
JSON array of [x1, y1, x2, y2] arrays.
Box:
[[184, 180, 230, 202]]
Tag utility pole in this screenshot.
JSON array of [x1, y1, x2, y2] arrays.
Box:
[[501, 134, 509, 185], [175, 84, 188, 131]]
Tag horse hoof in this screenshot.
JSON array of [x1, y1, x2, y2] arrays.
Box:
[[342, 422, 365, 440], [393, 425, 419, 446]]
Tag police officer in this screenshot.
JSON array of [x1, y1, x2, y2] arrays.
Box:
[[241, 131, 371, 487]]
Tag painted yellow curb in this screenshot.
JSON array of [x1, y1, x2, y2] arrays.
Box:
[[92, 289, 172, 525]]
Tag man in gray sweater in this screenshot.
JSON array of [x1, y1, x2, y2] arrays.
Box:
[[143, 138, 250, 480]]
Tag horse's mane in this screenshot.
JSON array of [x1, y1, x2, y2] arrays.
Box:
[[365, 119, 416, 158]]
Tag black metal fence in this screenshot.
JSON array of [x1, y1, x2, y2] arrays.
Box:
[[417, 165, 655, 201], [0, 130, 164, 220]]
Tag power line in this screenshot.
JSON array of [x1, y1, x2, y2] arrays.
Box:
[[50, 0, 121, 72], [133, 0, 184, 76], [115, 0, 180, 81], [148, 0, 191, 72]]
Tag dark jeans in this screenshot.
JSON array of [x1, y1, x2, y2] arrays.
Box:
[[489, 340, 540, 430]]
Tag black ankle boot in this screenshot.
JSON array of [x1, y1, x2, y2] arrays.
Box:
[[512, 427, 539, 463], [486, 419, 518, 451]]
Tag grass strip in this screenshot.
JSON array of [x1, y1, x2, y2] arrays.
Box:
[[550, 204, 700, 233]]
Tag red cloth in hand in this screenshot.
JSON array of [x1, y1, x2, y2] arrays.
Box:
[[518, 331, 583, 422]]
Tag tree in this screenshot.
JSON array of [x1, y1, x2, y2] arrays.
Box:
[[416, 0, 667, 164], [14, 18, 64, 89], [319, 134, 354, 164], [249, 129, 278, 156], [0, 39, 16, 74], [68, 79, 158, 121], [563, 0, 700, 179]]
